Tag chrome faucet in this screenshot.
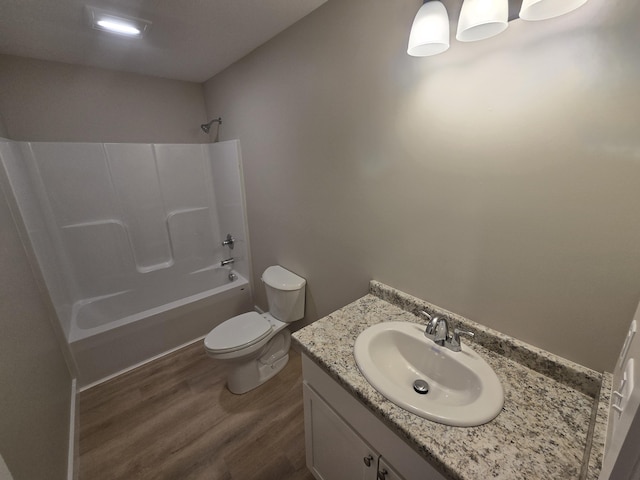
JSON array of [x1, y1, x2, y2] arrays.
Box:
[[420, 311, 475, 352], [220, 257, 235, 266], [423, 312, 449, 346]]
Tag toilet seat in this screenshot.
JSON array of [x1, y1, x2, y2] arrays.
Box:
[[204, 312, 273, 354]]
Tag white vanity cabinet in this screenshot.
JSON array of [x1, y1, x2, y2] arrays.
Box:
[[303, 383, 389, 480], [301, 353, 446, 480], [377, 458, 404, 480]]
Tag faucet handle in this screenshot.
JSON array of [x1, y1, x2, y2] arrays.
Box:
[[449, 328, 475, 352], [454, 328, 475, 339], [222, 233, 235, 249]]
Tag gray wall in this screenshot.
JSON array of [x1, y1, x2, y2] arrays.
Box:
[[0, 140, 72, 479], [0, 112, 8, 138], [0, 55, 208, 144], [203, 0, 640, 372], [0, 0, 637, 374], [0, 55, 211, 479]]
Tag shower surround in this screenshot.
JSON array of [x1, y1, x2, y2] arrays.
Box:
[[0, 138, 252, 386]]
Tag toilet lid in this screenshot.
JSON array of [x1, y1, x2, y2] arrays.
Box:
[[204, 312, 273, 353]]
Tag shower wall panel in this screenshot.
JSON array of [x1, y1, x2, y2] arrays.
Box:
[[154, 144, 221, 272], [104, 143, 172, 271], [2, 140, 250, 343], [209, 140, 251, 282], [0, 141, 77, 337], [29, 142, 132, 299], [23, 143, 223, 302], [2, 139, 251, 383], [210, 142, 245, 248]]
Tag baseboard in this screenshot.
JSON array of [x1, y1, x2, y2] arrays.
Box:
[[68, 377, 78, 480], [78, 336, 207, 392], [78, 306, 264, 392]]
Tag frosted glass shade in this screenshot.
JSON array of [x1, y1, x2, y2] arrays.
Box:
[[456, 0, 508, 42], [407, 1, 450, 57], [519, 0, 589, 21]]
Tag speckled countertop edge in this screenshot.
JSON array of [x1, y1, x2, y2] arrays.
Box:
[[293, 282, 608, 480], [374, 278, 613, 479], [587, 372, 613, 480]]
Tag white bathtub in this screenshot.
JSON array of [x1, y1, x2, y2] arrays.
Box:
[[70, 269, 252, 388], [1, 138, 254, 387]]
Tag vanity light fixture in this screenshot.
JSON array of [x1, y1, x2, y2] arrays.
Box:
[[519, 0, 589, 21], [407, 1, 450, 57], [408, 0, 590, 56], [456, 0, 509, 42], [85, 6, 151, 38]]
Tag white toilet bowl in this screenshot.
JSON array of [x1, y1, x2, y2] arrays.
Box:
[[204, 265, 305, 394]]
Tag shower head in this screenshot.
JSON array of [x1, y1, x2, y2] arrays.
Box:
[[201, 117, 222, 133]]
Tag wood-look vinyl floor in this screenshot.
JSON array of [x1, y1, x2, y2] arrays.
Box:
[[79, 342, 315, 480]]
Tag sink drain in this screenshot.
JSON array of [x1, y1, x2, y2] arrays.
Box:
[[413, 379, 430, 395]]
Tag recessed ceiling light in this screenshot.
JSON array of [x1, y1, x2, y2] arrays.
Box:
[[85, 6, 151, 38], [96, 19, 141, 36]]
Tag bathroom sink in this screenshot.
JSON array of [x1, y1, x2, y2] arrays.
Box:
[[354, 321, 503, 427]]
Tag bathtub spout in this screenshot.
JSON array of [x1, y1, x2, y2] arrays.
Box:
[[221, 257, 235, 267]]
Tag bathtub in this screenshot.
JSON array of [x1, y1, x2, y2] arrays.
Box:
[[1, 138, 254, 388], [70, 269, 252, 388]]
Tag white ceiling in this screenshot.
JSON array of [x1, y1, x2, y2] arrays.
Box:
[[0, 0, 327, 83]]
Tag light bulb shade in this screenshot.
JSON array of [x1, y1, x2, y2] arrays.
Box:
[[407, 1, 450, 57], [519, 0, 588, 21], [456, 0, 508, 42]]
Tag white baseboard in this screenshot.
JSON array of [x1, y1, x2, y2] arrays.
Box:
[[79, 306, 264, 392], [78, 336, 207, 392], [0, 452, 15, 480], [67, 377, 77, 480]]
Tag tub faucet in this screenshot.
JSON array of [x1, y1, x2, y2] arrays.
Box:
[[220, 257, 235, 266], [420, 311, 474, 352]]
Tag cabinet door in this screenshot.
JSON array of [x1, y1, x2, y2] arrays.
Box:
[[377, 457, 405, 480], [303, 383, 378, 480]]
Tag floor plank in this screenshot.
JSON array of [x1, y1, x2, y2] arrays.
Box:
[[79, 342, 315, 480]]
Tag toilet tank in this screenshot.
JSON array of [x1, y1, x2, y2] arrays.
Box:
[[261, 266, 306, 323]]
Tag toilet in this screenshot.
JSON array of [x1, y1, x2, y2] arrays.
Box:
[[204, 265, 306, 394]]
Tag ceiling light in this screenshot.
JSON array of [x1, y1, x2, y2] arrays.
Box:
[[519, 0, 589, 21], [456, 0, 509, 42], [96, 19, 141, 36], [407, 1, 450, 57], [86, 6, 151, 38]]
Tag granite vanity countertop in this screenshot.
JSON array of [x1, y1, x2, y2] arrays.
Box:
[[292, 281, 610, 480]]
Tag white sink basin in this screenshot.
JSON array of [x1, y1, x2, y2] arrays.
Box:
[[354, 321, 504, 427]]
